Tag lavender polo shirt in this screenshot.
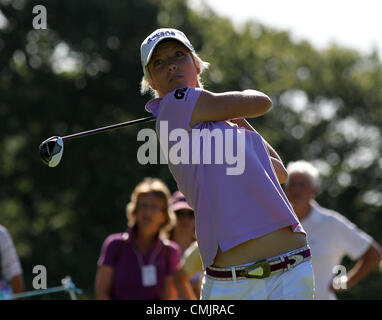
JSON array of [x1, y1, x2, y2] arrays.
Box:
[[97, 229, 181, 300], [145, 87, 305, 269]]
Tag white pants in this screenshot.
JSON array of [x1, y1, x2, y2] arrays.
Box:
[[201, 260, 315, 300]]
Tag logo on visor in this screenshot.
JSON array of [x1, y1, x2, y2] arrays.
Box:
[[147, 31, 176, 44]]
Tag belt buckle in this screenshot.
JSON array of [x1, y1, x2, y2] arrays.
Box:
[[286, 254, 304, 270], [240, 260, 271, 279]]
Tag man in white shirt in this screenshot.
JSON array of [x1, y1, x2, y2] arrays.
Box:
[[285, 160, 382, 300], [0, 224, 24, 298]]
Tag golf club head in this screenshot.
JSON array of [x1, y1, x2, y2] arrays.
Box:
[[39, 136, 64, 167]]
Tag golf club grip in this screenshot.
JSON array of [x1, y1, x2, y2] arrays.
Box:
[[61, 116, 156, 141]]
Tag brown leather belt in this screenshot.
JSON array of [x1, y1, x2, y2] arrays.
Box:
[[206, 247, 311, 280]]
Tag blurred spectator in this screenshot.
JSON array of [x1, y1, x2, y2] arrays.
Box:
[[174, 241, 203, 300], [285, 160, 382, 300], [169, 191, 196, 254], [95, 178, 181, 300], [169, 191, 202, 299], [0, 224, 24, 298]]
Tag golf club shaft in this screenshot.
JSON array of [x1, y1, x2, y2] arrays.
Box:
[[62, 115, 156, 141]]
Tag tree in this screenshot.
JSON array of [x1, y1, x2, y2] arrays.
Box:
[[1, 0, 381, 299]]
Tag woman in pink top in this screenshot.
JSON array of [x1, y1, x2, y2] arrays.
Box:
[[95, 177, 181, 300], [139, 28, 314, 299]]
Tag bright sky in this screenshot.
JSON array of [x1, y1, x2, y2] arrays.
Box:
[[189, 0, 382, 58]]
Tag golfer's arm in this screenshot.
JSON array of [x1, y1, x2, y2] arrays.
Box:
[[264, 142, 288, 184], [190, 89, 272, 127], [269, 158, 288, 184], [230, 118, 288, 184]]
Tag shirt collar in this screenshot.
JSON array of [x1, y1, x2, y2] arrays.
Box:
[[127, 227, 162, 249]]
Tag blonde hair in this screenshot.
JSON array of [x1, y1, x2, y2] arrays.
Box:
[[126, 177, 176, 238], [140, 50, 210, 98]]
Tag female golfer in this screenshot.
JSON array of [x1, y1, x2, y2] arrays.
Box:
[[139, 28, 314, 299]]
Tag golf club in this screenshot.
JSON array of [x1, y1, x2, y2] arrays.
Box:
[[39, 115, 156, 167]]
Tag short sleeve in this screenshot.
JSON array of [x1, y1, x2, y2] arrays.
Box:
[[157, 87, 203, 132], [97, 234, 125, 268], [332, 215, 373, 260]]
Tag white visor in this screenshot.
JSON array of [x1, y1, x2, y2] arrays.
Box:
[[140, 28, 194, 75]]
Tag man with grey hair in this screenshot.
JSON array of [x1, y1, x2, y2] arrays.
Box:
[[285, 160, 382, 299]]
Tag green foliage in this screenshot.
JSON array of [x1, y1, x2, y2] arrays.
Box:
[[1, 0, 381, 299]]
